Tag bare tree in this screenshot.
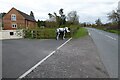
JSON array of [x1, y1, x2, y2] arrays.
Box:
[[48, 13, 56, 21], [59, 8, 64, 16], [67, 11, 79, 24]]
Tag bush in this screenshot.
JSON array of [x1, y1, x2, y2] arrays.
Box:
[[23, 28, 56, 39], [23, 25, 80, 39]]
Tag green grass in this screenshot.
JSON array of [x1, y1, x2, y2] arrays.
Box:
[[94, 26, 120, 35], [73, 27, 88, 38], [105, 30, 120, 35]]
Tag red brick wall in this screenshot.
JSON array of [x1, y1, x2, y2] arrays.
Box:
[[3, 8, 36, 30], [25, 20, 37, 29]]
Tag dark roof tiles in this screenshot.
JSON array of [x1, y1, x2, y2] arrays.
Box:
[[17, 10, 36, 22]]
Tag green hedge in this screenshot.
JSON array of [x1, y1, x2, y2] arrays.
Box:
[[23, 25, 80, 39]]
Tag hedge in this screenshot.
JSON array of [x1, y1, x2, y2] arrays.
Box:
[[23, 25, 80, 39]]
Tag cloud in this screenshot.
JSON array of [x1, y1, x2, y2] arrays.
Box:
[[0, 0, 119, 23]]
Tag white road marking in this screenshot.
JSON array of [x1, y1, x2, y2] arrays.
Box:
[[88, 33, 91, 36], [93, 30, 117, 40], [105, 35, 117, 40], [18, 38, 72, 79], [57, 38, 72, 50], [88, 28, 117, 41]]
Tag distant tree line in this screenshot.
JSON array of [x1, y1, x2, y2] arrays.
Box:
[[84, 9, 120, 30]]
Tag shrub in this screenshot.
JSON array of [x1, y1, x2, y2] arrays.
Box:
[[23, 25, 80, 39]]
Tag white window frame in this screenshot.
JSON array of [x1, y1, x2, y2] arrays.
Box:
[[11, 14, 16, 21], [12, 23, 17, 28]]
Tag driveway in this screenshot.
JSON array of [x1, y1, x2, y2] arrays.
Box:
[[2, 39, 69, 78]]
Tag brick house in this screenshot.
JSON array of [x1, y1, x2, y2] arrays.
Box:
[[3, 7, 36, 30]]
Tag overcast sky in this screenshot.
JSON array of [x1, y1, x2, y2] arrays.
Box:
[[0, 0, 119, 24]]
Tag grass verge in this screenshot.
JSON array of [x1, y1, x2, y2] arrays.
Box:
[[105, 29, 120, 35], [95, 27, 120, 35], [73, 27, 88, 38]]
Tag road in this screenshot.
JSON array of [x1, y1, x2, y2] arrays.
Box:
[[87, 28, 118, 78], [25, 36, 109, 78], [2, 39, 68, 78]]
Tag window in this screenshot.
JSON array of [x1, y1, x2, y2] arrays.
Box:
[[11, 14, 16, 21], [10, 32, 14, 35], [12, 24, 17, 28]]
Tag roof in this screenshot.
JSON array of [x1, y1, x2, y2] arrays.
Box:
[[17, 9, 36, 22]]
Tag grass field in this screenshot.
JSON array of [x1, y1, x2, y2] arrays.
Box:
[[73, 27, 88, 38]]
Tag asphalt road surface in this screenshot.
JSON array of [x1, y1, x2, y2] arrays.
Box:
[[2, 39, 69, 78], [25, 36, 109, 78], [87, 28, 118, 78]]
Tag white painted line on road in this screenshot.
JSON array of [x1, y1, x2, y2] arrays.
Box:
[[18, 38, 72, 79], [88, 33, 91, 36], [57, 38, 72, 50], [18, 50, 56, 79], [105, 35, 117, 40]]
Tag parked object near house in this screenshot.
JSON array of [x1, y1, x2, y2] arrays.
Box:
[[3, 7, 36, 30], [56, 27, 70, 40]]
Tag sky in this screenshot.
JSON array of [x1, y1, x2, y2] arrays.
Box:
[[0, 0, 119, 24]]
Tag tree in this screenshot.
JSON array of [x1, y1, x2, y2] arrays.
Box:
[[54, 12, 61, 26], [47, 8, 66, 27], [67, 11, 79, 25], [37, 19, 41, 27], [37, 20, 45, 28], [59, 8, 66, 25], [48, 13, 52, 18], [0, 12, 6, 28], [108, 10, 120, 28], [48, 13, 56, 21], [108, 10, 119, 22], [30, 11, 35, 19], [95, 18, 102, 26], [59, 8, 63, 16]]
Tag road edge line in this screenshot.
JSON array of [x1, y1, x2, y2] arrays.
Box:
[[57, 37, 72, 50], [18, 38, 72, 79]]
